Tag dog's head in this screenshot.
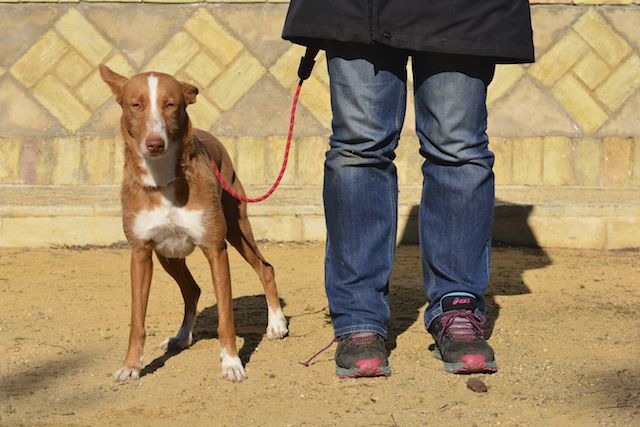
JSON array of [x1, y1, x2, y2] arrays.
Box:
[[99, 64, 198, 159]]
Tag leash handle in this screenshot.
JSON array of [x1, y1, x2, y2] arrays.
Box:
[[298, 47, 320, 81], [210, 47, 319, 203]]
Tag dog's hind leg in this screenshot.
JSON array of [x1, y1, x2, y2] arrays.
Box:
[[156, 255, 201, 352], [223, 192, 288, 340]]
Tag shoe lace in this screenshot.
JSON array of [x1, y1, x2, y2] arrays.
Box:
[[297, 333, 380, 367], [298, 337, 337, 367], [439, 310, 484, 342]]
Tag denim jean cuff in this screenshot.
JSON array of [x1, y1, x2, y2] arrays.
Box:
[[333, 324, 387, 339]]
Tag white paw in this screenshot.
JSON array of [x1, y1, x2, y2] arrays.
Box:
[[160, 332, 193, 351], [113, 366, 140, 382], [220, 349, 246, 382], [266, 307, 288, 339]]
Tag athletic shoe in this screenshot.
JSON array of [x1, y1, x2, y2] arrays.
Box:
[[428, 293, 498, 374], [335, 332, 392, 378]]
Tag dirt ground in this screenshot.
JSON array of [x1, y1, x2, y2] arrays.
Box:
[[0, 243, 638, 426]]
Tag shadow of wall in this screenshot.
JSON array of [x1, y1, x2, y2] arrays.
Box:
[[388, 201, 551, 351]]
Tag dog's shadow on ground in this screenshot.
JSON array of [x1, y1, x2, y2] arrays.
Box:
[[386, 202, 551, 354], [141, 296, 284, 377]]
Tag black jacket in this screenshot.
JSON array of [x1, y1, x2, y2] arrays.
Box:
[[282, 0, 534, 64]]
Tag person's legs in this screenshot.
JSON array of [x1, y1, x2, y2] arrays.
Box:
[[324, 41, 408, 339], [412, 52, 497, 373]]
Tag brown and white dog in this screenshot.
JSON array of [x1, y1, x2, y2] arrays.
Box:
[[99, 65, 288, 382]]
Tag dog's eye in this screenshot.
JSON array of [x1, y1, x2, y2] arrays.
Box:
[[164, 103, 176, 110], [131, 103, 142, 110]]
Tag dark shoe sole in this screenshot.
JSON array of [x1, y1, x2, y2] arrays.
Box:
[[336, 358, 392, 378], [433, 347, 498, 374]]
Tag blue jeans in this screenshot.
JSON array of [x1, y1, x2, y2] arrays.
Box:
[[324, 42, 496, 338]]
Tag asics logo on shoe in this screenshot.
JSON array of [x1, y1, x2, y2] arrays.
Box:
[[452, 297, 472, 305]]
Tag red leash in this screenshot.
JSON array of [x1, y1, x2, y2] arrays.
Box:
[[209, 47, 319, 203], [209, 82, 301, 203]]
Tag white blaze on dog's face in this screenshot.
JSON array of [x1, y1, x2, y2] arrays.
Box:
[[99, 65, 198, 160], [121, 73, 190, 159]]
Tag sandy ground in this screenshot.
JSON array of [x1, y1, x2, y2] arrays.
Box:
[[0, 243, 639, 426]]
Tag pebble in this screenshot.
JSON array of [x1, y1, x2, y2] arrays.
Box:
[[466, 378, 488, 393]]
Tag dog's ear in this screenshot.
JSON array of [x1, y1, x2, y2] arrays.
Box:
[[181, 82, 199, 105], [99, 64, 128, 105]]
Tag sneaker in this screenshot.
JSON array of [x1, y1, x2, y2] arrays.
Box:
[[428, 293, 498, 374], [335, 332, 392, 378]]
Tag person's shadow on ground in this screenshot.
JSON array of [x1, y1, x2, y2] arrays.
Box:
[[386, 202, 551, 354], [141, 296, 285, 377]]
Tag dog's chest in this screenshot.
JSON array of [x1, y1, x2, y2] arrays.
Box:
[[133, 195, 205, 258]]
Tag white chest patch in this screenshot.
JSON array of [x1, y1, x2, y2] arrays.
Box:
[[133, 195, 205, 258]]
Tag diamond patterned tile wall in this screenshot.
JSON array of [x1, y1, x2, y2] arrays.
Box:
[[0, 3, 639, 188]]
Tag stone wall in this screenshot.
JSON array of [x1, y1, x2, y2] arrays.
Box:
[[0, 1, 639, 189]]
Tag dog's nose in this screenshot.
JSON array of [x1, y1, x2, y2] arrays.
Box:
[[145, 135, 165, 153]]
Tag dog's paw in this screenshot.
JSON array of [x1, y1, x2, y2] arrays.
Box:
[[266, 307, 288, 339], [220, 349, 246, 382], [113, 366, 140, 382], [160, 332, 193, 352]]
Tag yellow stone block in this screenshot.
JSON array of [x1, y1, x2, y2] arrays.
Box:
[[491, 137, 513, 186], [528, 216, 606, 249], [573, 52, 609, 90], [105, 53, 136, 77], [573, 138, 601, 187], [603, 137, 632, 187], [573, 9, 630, 66], [299, 76, 332, 127], [0, 216, 124, 247], [207, 51, 265, 110], [552, 74, 608, 134], [265, 136, 297, 186], [11, 31, 69, 88], [233, 137, 265, 185], [633, 139, 640, 187], [55, 51, 93, 88], [269, 45, 304, 88], [249, 216, 303, 242], [83, 136, 115, 184], [529, 31, 588, 87], [0, 65, 5, 77], [395, 136, 422, 186], [33, 75, 92, 133], [543, 137, 575, 186], [315, 54, 330, 86], [607, 216, 640, 250], [187, 95, 221, 131], [302, 217, 326, 242], [146, 31, 200, 75], [52, 137, 82, 185], [184, 53, 222, 87], [114, 137, 125, 183], [297, 137, 327, 186], [595, 54, 640, 111], [55, 8, 112, 66], [217, 136, 237, 165], [184, 9, 243, 66], [487, 65, 524, 105], [77, 71, 113, 111], [77, 54, 135, 110], [0, 138, 22, 183], [512, 137, 543, 185]]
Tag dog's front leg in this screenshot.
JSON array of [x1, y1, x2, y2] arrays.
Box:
[[202, 241, 246, 382], [114, 244, 153, 381]]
